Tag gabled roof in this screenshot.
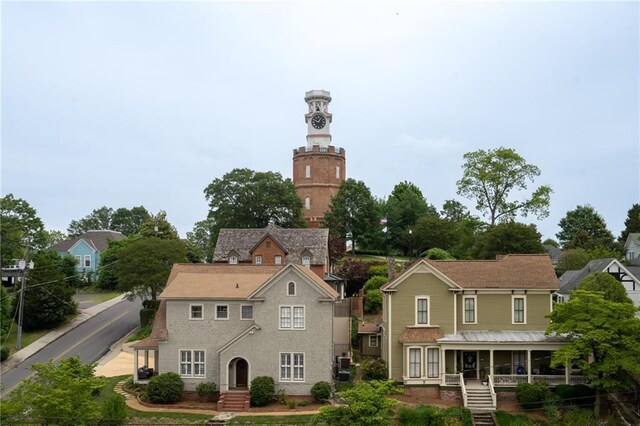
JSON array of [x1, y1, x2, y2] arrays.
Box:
[[50, 230, 126, 253], [130, 300, 168, 349], [382, 254, 558, 291], [543, 245, 563, 261], [213, 223, 328, 265], [557, 258, 637, 294], [624, 233, 640, 248], [159, 263, 338, 300], [249, 233, 288, 255]]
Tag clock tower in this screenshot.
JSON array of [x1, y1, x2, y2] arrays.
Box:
[[293, 90, 346, 228]]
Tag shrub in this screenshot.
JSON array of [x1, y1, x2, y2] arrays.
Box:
[[146, 372, 184, 404], [515, 382, 550, 409], [298, 400, 309, 407], [350, 316, 359, 349], [250, 376, 275, 407], [139, 309, 155, 327], [0, 346, 8, 362], [196, 382, 217, 402], [100, 393, 127, 425], [423, 247, 455, 260], [397, 405, 443, 425], [442, 406, 473, 426], [311, 381, 332, 402], [142, 299, 161, 311], [364, 276, 387, 293], [286, 399, 296, 409], [364, 289, 383, 314], [554, 384, 596, 407], [361, 359, 387, 381], [368, 264, 388, 278]]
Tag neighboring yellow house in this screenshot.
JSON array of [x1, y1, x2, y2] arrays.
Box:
[[380, 255, 587, 408]]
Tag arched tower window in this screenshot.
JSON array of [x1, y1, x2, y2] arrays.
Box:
[[305, 165, 311, 178], [305, 197, 311, 210], [336, 166, 341, 179]]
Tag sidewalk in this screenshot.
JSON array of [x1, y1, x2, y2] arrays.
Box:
[[1, 294, 129, 374]]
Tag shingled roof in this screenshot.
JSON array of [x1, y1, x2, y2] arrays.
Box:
[[213, 223, 328, 265], [557, 258, 624, 295], [50, 230, 126, 252], [130, 299, 168, 349], [383, 254, 559, 291]]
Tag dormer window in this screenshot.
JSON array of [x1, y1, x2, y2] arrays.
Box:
[[302, 256, 311, 268], [229, 256, 238, 264]]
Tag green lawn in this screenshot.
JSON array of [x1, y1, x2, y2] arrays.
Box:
[[4, 322, 51, 356]]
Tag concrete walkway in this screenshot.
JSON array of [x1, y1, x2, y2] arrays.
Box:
[[1, 294, 128, 374]]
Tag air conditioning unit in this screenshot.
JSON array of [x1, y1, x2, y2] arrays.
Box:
[[338, 357, 350, 371]]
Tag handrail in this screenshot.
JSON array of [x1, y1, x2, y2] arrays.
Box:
[[488, 375, 497, 409], [460, 373, 467, 407]]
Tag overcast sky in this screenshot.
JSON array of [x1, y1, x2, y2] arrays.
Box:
[[2, 1, 638, 242]]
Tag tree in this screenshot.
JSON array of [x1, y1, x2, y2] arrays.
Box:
[[557, 205, 615, 250], [115, 237, 187, 301], [440, 199, 473, 222], [0, 194, 47, 266], [323, 178, 380, 251], [96, 238, 133, 290], [578, 272, 632, 304], [43, 230, 67, 247], [335, 259, 370, 296], [0, 286, 13, 360], [424, 248, 455, 260], [204, 168, 305, 241], [111, 206, 151, 236], [619, 203, 640, 244], [186, 219, 216, 263], [139, 211, 179, 240], [471, 222, 545, 260], [314, 380, 399, 426], [67, 206, 114, 236], [22, 251, 76, 331], [456, 147, 552, 225], [546, 290, 640, 417], [542, 238, 559, 248], [384, 181, 435, 254], [413, 214, 457, 256], [556, 248, 591, 275], [0, 357, 103, 425]]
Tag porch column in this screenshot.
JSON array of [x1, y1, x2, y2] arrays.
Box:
[[527, 350, 532, 384], [134, 349, 139, 381], [489, 349, 494, 377], [440, 349, 445, 385], [155, 349, 159, 373], [144, 350, 149, 368], [565, 361, 570, 385]]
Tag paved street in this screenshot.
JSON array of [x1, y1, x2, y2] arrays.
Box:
[[0, 297, 140, 397]]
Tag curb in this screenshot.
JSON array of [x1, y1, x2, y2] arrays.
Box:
[[1, 294, 129, 374]]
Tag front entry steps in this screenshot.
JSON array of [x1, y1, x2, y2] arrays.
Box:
[[465, 386, 495, 411], [472, 411, 496, 426], [217, 390, 250, 412]]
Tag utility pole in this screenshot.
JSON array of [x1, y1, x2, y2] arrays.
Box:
[[16, 244, 33, 350]]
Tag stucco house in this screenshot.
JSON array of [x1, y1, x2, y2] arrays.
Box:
[[131, 263, 338, 410], [50, 230, 125, 277], [380, 255, 585, 411]]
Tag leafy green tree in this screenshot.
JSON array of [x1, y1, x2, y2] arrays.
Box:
[[314, 380, 399, 426], [204, 168, 305, 242], [471, 222, 545, 260], [67, 206, 114, 236], [22, 251, 76, 331], [440, 199, 473, 222], [187, 219, 216, 263], [384, 181, 435, 254], [111, 206, 151, 236], [546, 290, 640, 418], [335, 259, 370, 296], [323, 178, 380, 251], [96, 238, 133, 290], [557, 205, 615, 250], [115, 237, 187, 301], [139, 211, 179, 240], [542, 238, 559, 248], [412, 214, 457, 256], [58, 255, 84, 288], [0, 357, 103, 425], [456, 147, 552, 225], [620, 203, 640, 245], [578, 272, 632, 304], [0, 286, 13, 360], [0, 194, 47, 266], [556, 248, 591, 275], [424, 247, 455, 260], [43, 230, 67, 247]]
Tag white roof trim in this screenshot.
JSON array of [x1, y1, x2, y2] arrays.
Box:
[[382, 259, 461, 291]]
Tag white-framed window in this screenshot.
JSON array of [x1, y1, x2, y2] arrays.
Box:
[[255, 255, 262, 265], [302, 256, 311, 268], [216, 304, 229, 320], [427, 348, 439, 378], [280, 306, 304, 329], [336, 165, 340, 179], [74, 255, 82, 267], [241, 305, 253, 320], [305, 197, 311, 210], [305, 165, 311, 178], [369, 335, 378, 347], [229, 256, 238, 265], [415, 296, 430, 325], [189, 304, 203, 320], [280, 352, 304, 381], [179, 350, 205, 378], [463, 295, 477, 324], [275, 255, 282, 265], [408, 347, 421, 378], [287, 281, 296, 296], [512, 296, 526, 324], [84, 255, 91, 268]]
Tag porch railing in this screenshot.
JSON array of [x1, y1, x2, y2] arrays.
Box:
[[443, 374, 461, 386], [493, 374, 528, 386], [488, 374, 497, 409], [459, 373, 467, 407], [493, 374, 589, 386]]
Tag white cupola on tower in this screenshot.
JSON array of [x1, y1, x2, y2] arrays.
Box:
[[304, 90, 332, 148]]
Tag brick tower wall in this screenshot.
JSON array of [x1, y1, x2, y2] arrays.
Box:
[[293, 145, 346, 228]]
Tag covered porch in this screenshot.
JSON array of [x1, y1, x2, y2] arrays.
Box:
[[130, 300, 167, 384]]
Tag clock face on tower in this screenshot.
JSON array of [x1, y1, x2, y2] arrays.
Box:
[[311, 113, 327, 130]]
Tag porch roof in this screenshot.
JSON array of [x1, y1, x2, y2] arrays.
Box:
[[131, 300, 168, 350], [437, 330, 568, 344], [399, 327, 444, 343]]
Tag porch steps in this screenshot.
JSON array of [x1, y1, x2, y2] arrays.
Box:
[[466, 387, 496, 412], [217, 390, 250, 412], [472, 411, 496, 426]]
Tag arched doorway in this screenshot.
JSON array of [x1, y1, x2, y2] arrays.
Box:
[[229, 357, 249, 389]]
